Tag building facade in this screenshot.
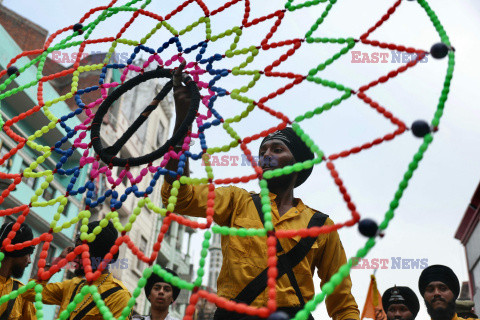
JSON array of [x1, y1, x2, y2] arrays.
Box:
[[0, 15, 88, 319], [1, 4, 196, 318], [208, 230, 222, 292], [455, 181, 480, 313]]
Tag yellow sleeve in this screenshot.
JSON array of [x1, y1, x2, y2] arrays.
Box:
[[20, 299, 37, 320], [161, 181, 239, 226], [22, 281, 66, 306], [316, 221, 360, 320], [106, 289, 132, 318]]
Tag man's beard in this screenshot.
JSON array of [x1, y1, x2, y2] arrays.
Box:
[[266, 173, 296, 189], [426, 298, 456, 320], [11, 263, 25, 278]]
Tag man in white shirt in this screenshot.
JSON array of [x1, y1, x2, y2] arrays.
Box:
[[134, 268, 181, 320]]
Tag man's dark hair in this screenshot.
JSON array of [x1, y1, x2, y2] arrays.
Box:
[[144, 267, 181, 302]]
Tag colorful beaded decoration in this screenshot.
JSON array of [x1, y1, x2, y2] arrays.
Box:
[[0, 0, 454, 319]]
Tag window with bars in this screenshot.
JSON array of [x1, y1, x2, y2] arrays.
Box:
[[43, 184, 56, 201], [62, 200, 71, 216], [20, 161, 36, 189]]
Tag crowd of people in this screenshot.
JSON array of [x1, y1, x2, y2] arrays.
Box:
[[379, 265, 478, 320], [0, 217, 477, 320], [0, 64, 477, 320]]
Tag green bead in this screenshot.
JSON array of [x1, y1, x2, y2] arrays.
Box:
[[330, 274, 343, 286], [293, 163, 303, 172], [379, 221, 389, 230], [339, 264, 350, 275], [395, 190, 403, 200], [385, 210, 394, 220], [389, 200, 399, 209], [74, 293, 84, 304], [238, 228, 247, 237], [322, 283, 334, 295], [366, 238, 376, 248], [67, 303, 76, 312], [357, 248, 368, 257], [133, 288, 141, 297], [283, 166, 293, 175], [296, 310, 310, 320], [261, 204, 271, 213]]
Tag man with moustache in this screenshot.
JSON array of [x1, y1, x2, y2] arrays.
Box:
[[0, 222, 36, 319], [134, 268, 181, 320], [419, 265, 478, 320], [381, 286, 420, 320], [24, 221, 132, 319], [162, 63, 359, 320]]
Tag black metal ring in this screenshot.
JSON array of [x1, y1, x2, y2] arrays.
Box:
[[91, 67, 200, 167]]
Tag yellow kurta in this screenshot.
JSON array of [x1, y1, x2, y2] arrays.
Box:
[[454, 314, 479, 320], [0, 275, 36, 320], [162, 182, 360, 320], [23, 273, 131, 319]]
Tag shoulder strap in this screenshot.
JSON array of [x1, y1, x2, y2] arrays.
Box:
[[251, 194, 283, 252], [0, 280, 19, 320], [235, 194, 328, 305], [69, 280, 86, 304], [72, 286, 122, 320]]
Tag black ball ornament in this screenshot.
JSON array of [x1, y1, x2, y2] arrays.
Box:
[[411, 120, 431, 138], [358, 219, 378, 238], [73, 23, 84, 35], [7, 66, 19, 77], [430, 43, 449, 59]]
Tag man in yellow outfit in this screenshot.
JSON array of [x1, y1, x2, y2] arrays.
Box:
[[23, 221, 132, 319], [162, 63, 359, 320], [418, 265, 479, 320], [0, 221, 36, 319]]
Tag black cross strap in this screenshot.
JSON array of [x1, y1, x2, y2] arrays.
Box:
[[233, 194, 328, 306], [0, 280, 19, 320], [71, 286, 123, 320], [68, 280, 86, 305]]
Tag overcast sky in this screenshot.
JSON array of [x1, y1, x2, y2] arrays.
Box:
[[2, 0, 480, 319]]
